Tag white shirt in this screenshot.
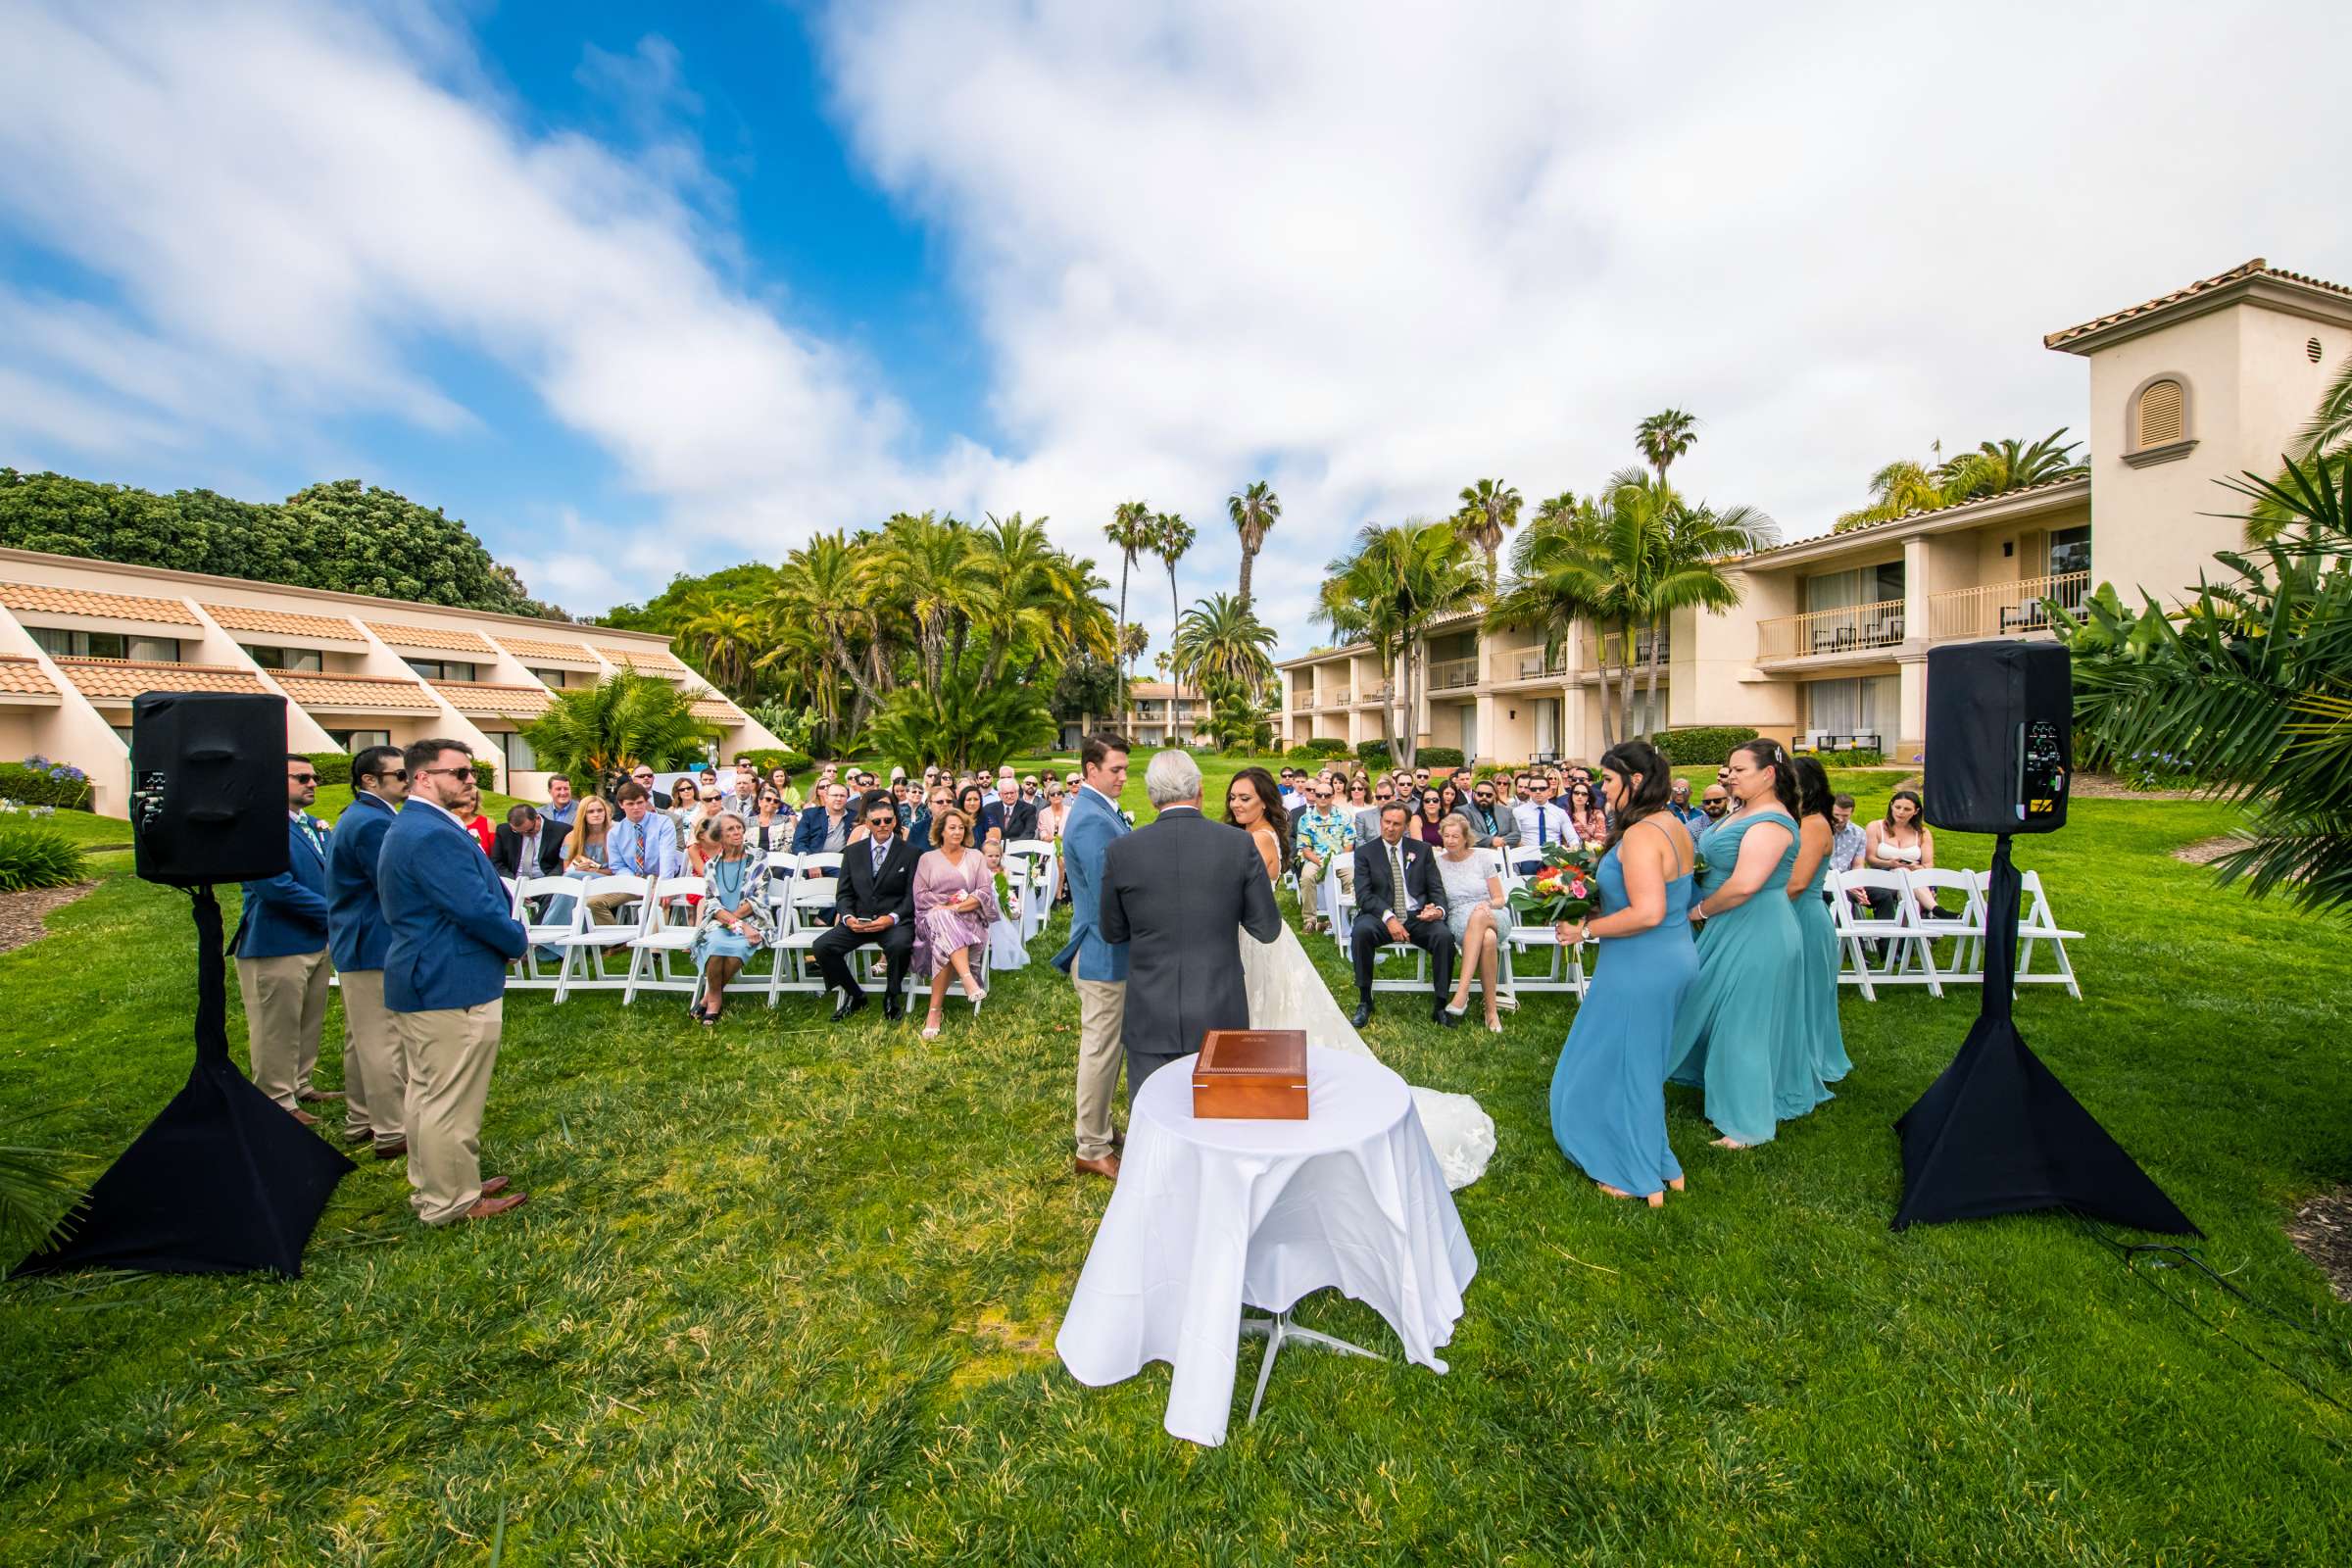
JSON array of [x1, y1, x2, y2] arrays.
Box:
[[1279, 788, 1304, 812], [407, 794, 467, 831], [1080, 782, 1121, 816], [1512, 800, 1577, 854]]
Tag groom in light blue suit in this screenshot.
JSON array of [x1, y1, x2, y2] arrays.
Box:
[[1050, 732, 1132, 1182]]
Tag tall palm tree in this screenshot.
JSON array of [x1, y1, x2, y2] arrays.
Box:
[[1636, 492, 1772, 735], [1835, 459, 1949, 531], [762, 531, 884, 743], [1936, 428, 2087, 503], [1152, 512, 1195, 699], [1487, 483, 1639, 749], [871, 512, 997, 694], [1227, 480, 1281, 610], [1318, 518, 1482, 769], [970, 512, 1114, 687], [1104, 500, 1154, 692], [677, 596, 764, 699], [1637, 409, 1699, 481], [524, 670, 719, 789], [1172, 591, 1278, 692], [1453, 477, 1522, 592]]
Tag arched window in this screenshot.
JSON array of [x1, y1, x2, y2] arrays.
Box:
[[2134, 377, 2185, 448]]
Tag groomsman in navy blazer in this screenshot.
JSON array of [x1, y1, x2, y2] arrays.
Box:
[[1050, 733, 1132, 1183], [234, 754, 337, 1123], [378, 738, 531, 1225], [324, 744, 409, 1159]]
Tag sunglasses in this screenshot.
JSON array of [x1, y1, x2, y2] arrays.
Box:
[[868, 816, 898, 827], [289, 772, 318, 784], [364, 768, 409, 783], [1702, 800, 1729, 811]]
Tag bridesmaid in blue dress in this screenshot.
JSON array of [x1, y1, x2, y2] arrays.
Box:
[[1786, 757, 1852, 1087], [1548, 740, 1700, 1205], [1667, 739, 1827, 1147]]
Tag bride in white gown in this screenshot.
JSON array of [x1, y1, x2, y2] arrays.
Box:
[[1225, 771, 1496, 1190]]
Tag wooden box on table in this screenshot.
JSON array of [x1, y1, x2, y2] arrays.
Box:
[[1192, 1029, 1308, 1120]]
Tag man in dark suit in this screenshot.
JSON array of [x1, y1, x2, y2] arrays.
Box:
[[492, 804, 564, 879], [234, 754, 337, 1122], [1098, 750, 1281, 1090], [325, 744, 408, 1158], [1348, 800, 1458, 1028], [378, 738, 530, 1225], [811, 792, 920, 1022], [1001, 784, 1040, 844]]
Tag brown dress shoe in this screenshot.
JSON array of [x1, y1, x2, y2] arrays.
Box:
[[1074, 1153, 1120, 1182], [459, 1191, 528, 1221], [478, 1175, 510, 1198], [297, 1088, 345, 1103], [287, 1105, 320, 1127], [373, 1139, 409, 1160]]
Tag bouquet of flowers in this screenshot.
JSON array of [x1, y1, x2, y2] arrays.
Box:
[[1507, 841, 1600, 925]]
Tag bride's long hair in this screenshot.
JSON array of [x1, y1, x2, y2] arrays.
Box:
[[1223, 765, 1291, 851]]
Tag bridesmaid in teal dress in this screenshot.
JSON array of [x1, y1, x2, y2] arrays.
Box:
[[1667, 739, 1828, 1147], [1787, 757, 1851, 1086], [1548, 741, 1701, 1205]]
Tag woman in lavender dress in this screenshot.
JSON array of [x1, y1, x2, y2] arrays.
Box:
[[913, 808, 1001, 1040]]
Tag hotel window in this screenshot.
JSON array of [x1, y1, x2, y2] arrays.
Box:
[[527, 666, 571, 688], [2048, 526, 2091, 578], [241, 644, 323, 672], [1805, 675, 1900, 741], [493, 731, 538, 772], [28, 628, 182, 662], [2133, 378, 2185, 448], [328, 729, 393, 754], [402, 657, 479, 682]]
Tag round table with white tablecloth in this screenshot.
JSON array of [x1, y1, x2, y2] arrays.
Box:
[[1054, 1046, 1478, 1446]]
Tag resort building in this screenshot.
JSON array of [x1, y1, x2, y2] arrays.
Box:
[[1277, 258, 2352, 764], [0, 549, 781, 815], [1056, 680, 1210, 751]]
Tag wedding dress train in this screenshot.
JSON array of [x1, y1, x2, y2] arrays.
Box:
[[1239, 920, 1496, 1190]]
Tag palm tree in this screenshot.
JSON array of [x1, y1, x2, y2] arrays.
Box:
[[1227, 480, 1281, 610], [1152, 512, 1195, 700], [677, 596, 764, 699], [2243, 351, 2352, 542], [1104, 501, 1155, 692], [970, 512, 1114, 687], [1637, 409, 1699, 481], [1487, 482, 1639, 749], [1835, 459, 1950, 531], [762, 530, 885, 740], [1452, 477, 1522, 591], [524, 670, 719, 789], [1173, 592, 1278, 692], [1937, 428, 2088, 502], [1636, 492, 1773, 735], [1119, 621, 1149, 671], [1318, 518, 1482, 769]]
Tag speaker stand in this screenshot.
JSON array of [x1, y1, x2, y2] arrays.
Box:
[[1891, 835, 2194, 1234], [12, 886, 354, 1278]]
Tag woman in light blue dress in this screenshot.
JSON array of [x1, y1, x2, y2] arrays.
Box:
[[1548, 741, 1700, 1204], [1787, 757, 1851, 1087], [1667, 739, 1827, 1148], [689, 813, 776, 1024]]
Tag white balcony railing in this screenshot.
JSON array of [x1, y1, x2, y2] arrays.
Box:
[[1512, 646, 1568, 680], [1583, 629, 1671, 667], [1292, 691, 1313, 710], [1429, 657, 1481, 691], [1928, 571, 2090, 641], [1756, 599, 1905, 662]]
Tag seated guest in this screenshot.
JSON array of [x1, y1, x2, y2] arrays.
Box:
[[1348, 801, 1458, 1028], [1565, 780, 1609, 846], [1435, 811, 1511, 1032], [493, 804, 564, 878], [1294, 777, 1355, 934], [906, 785, 945, 853], [745, 787, 795, 855], [956, 781, 1004, 849], [1698, 782, 1732, 826], [767, 765, 800, 809], [1465, 777, 1520, 857], [459, 801, 495, 855], [1410, 789, 1447, 844], [619, 764, 669, 808], [1034, 777, 1068, 842], [913, 807, 1000, 1040], [792, 781, 856, 858], [1001, 778, 1040, 843], [561, 795, 613, 877], [1667, 778, 1707, 829], [722, 760, 760, 816], [1865, 788, 1943, 917], [810, 794, 920, 1022], [687, 812, 773, 1025], [1829, 794, 1867, 879], [677, 788, 727, 850], [591, 782, 681, 923], [1511, 776, 1577, 871], [540, 774, 577, 829], [1279, 769, 1305, 813]]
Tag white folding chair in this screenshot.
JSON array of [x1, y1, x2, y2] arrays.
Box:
[[552, 874, 652, 1002], [2005, 868, 2084, 999], [1831, 868, 1937, 997], [766, 874, 829, 1002], [509, 873, 583, 990], [623, 874, 709, 1004], [1905, 868, 1986, 997], [1827, 869, 1888, 1001], [1470, 848, 1520, 1009]]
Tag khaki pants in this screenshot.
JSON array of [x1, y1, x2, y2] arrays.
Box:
[[393, 1001, 503, 1226], [236, 949, 329, 1110], [338, 968, 406, 1148], [586, 893, 640, 925], [1297, 856, 1352, 922], [1073, 977, 1127, 1160]]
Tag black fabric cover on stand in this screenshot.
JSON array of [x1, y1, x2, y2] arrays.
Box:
[[1891, 837, 2196, 1234], [12, 886, 353, 1278]]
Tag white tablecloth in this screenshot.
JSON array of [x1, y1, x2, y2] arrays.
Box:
[[1055, 1046, 1478, 1446]]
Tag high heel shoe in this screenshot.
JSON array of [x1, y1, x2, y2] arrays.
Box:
[[1444, 999, 1468, 1018], [1484, 1015, 1502, 1034], [921, 1010, 944, 1041]]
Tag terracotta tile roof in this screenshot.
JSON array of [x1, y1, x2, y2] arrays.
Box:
[[689, 698, 744, 721], [273, 671, 440, 711], [495, 635, 599, 664], [592, 643, 688, 672], [362, 619, 496, 655], [431, 679, 554, 717], [201, 603, 364, 641], [0, 655, 59, 698], [2044, 258, 2352, 348], [1740, 474, 2090, 561], [0, 582, 199, 625], [55, 659, 269, 701]]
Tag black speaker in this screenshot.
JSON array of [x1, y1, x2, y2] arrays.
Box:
[[130, 692, 291, 885], [1922, 641, 2072, 835]]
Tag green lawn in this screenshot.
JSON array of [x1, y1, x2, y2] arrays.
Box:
[[1, 763, 2348, 1565]]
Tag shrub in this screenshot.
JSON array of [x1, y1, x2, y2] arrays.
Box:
[[1292, 737, 1349, 758], [1417, 746, 1465, 769], [0, 824, 87, 892], [471, 758, 498, 791], [1355, 741, 1395, 767], [1652, 725, 1760, 765], [1818, 748, 1886, 767], [305, 752, 352, 787], [0, 760, 94, 811], [734, 747, 813, 775]]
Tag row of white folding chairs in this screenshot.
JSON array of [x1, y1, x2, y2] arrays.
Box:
[[1828, 865, 2080, 1001]]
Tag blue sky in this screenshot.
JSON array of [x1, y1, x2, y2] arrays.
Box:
[[1, 1, 2345, 661]]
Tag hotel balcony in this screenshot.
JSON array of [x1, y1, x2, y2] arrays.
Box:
[[1580, 629, 1670, 674], [1292, 691, 1314, 711], [1927, 571, 2090, 641], [1428, 656, 1481, 692], [1498, 645, 1569, 684], [1756, 600, 1906, 665], [1356, 685, 1390, 708], [1321, 686, 1350, 708]]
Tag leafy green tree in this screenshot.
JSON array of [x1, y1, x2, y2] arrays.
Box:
[[1104, 501, 1155, 692], [1637, 409, 1699, 480], [1227, 480, 1281, 610], [1173, 592, 1277, 693], [2059, 454, 2352, 910], [1834, 431, 2089, 533], [1318, 518, 1482, 770], [523, 671, 719, 791], [1051, 650, 1123, 728], [866, 652, 1058, 776], [1452, 477, 1521, 590]]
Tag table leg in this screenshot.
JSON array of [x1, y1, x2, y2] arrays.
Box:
[[1239, 1304, 1384, 1425]]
